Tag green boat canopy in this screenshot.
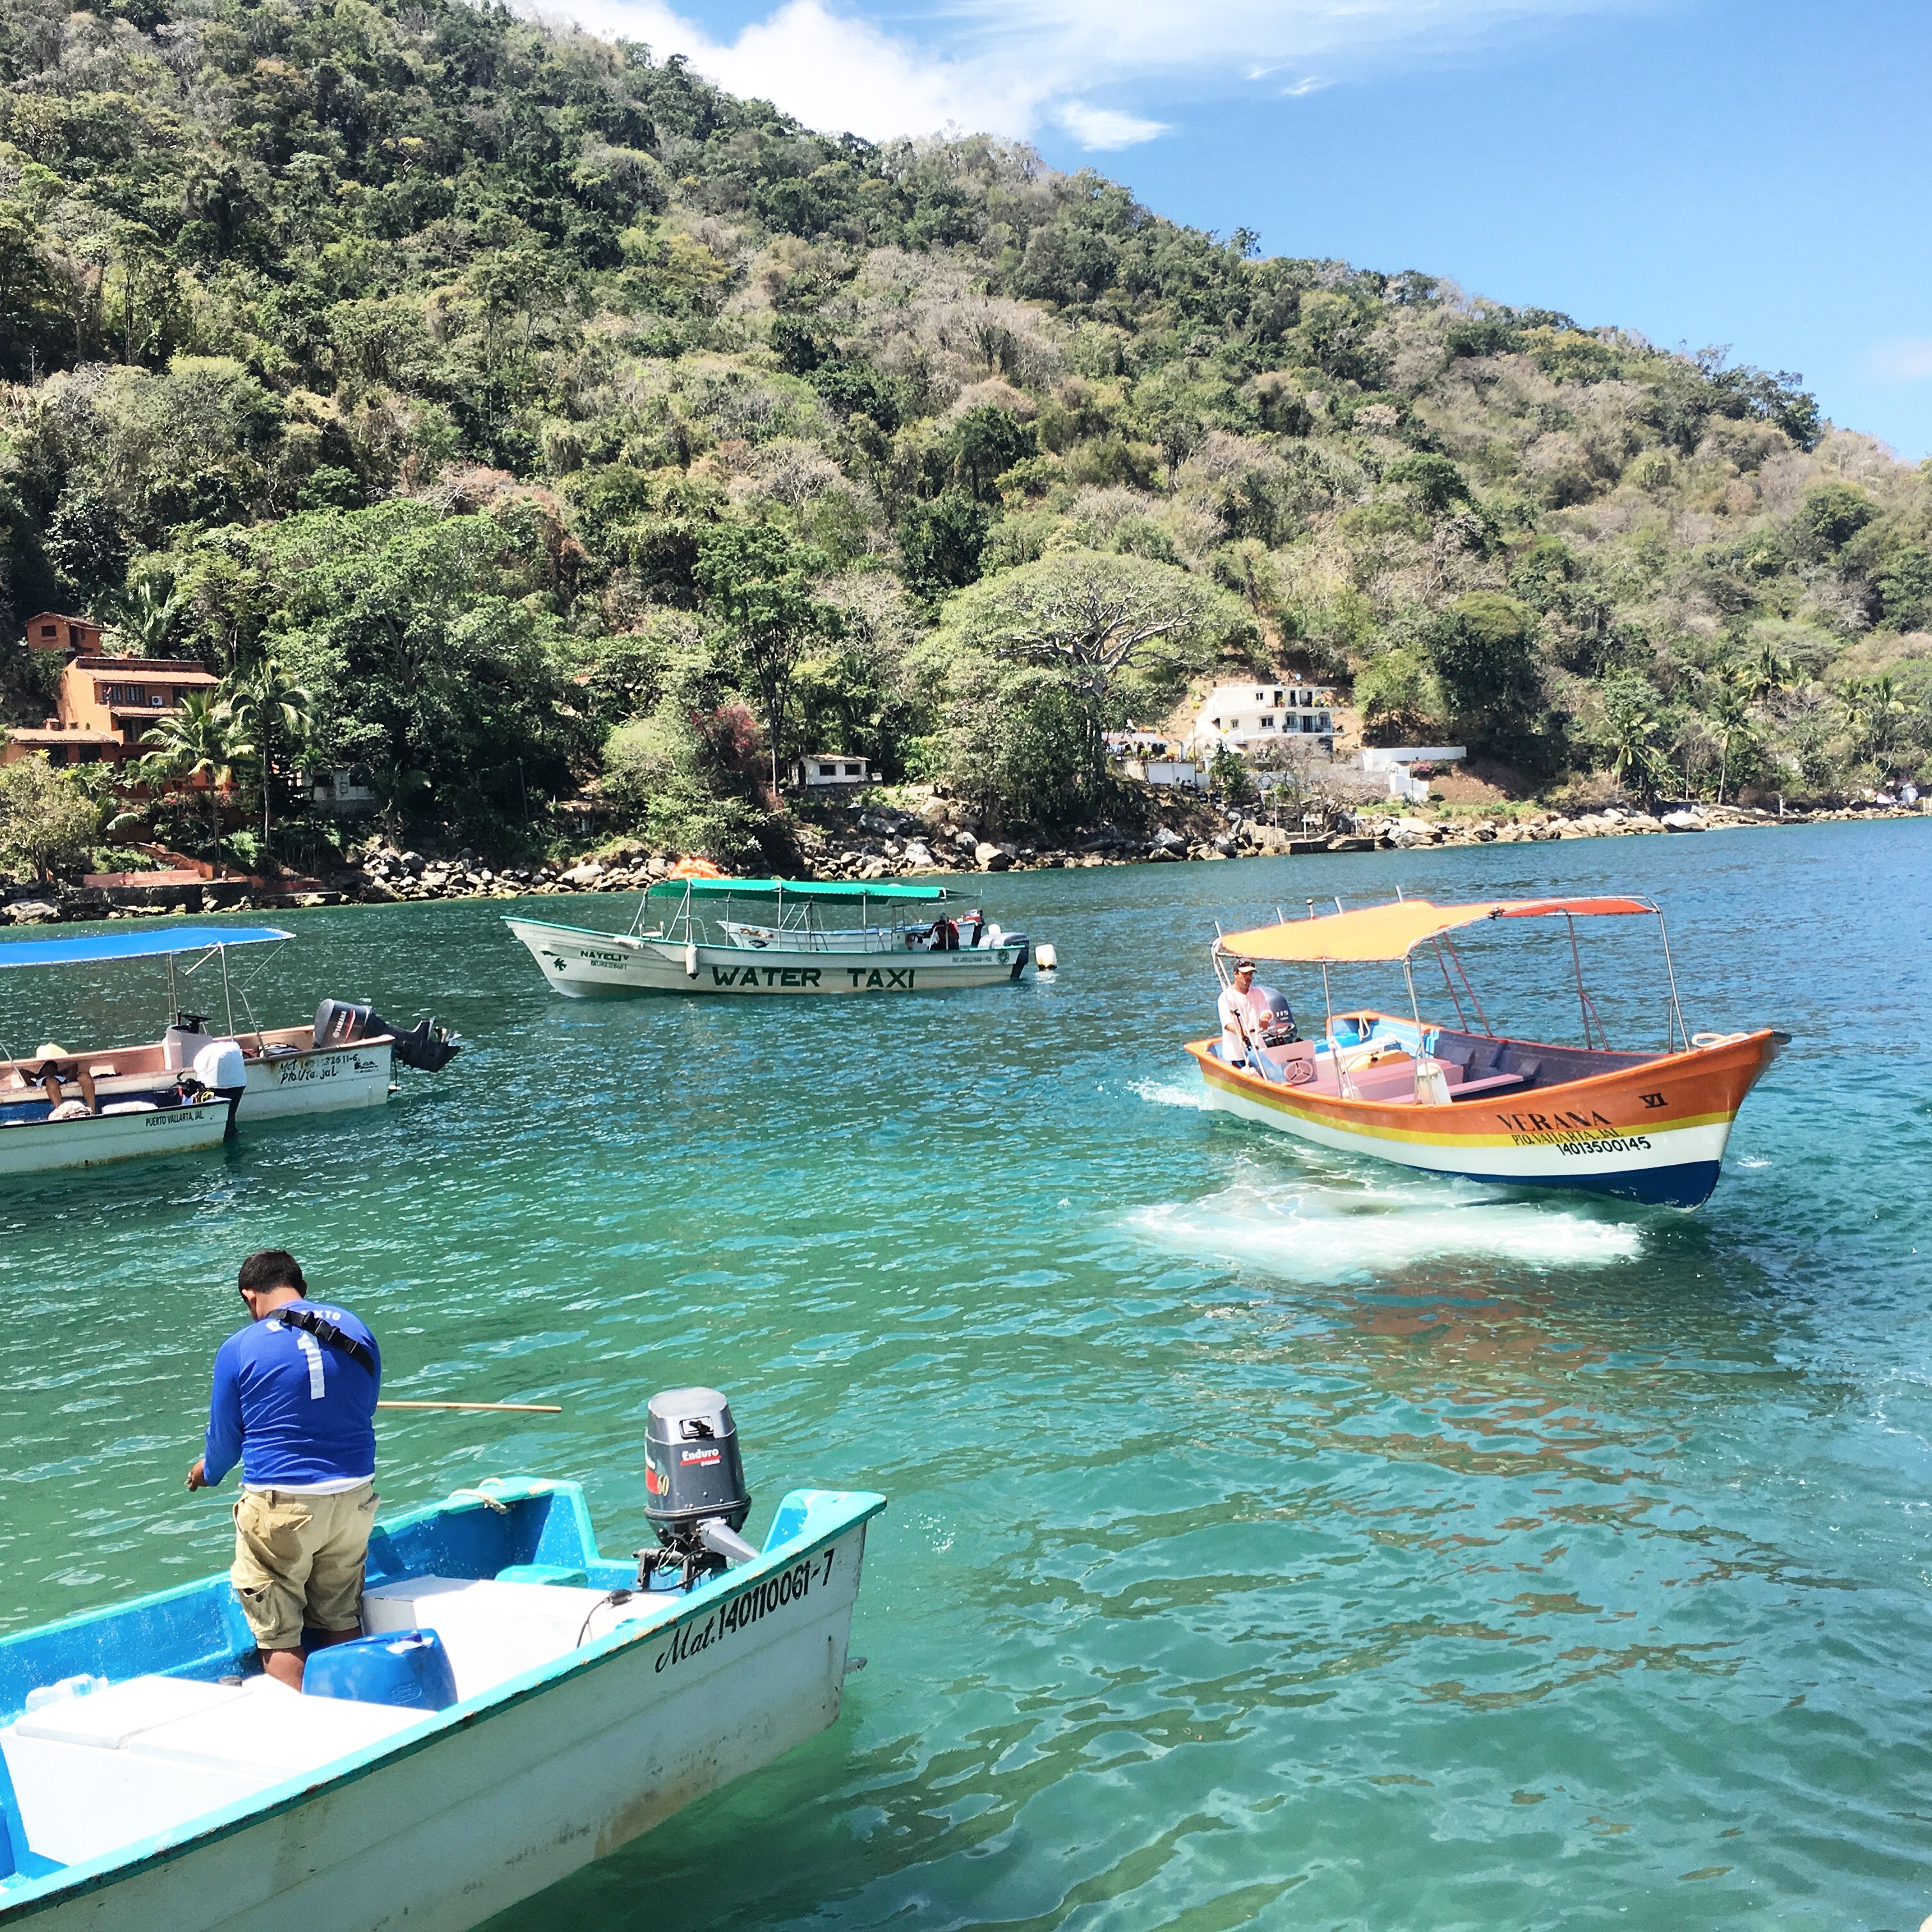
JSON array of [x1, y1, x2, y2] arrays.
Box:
[[645, 876, 948, 902]]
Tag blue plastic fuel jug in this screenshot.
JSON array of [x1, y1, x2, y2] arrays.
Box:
[[302, 1628, 458, 1710]]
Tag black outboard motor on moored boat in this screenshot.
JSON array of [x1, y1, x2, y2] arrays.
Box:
[[639, 1386, 759, 1586], [313, 999, 460, 1072]]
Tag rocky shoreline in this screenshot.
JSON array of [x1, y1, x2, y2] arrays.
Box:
[[0, 799, 1922, 923]]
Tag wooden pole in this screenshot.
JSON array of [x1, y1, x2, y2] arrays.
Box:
[[376, 1401, 562, 1414]]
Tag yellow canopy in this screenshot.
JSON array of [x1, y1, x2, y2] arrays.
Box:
[[1218, 896, 1654, 965]]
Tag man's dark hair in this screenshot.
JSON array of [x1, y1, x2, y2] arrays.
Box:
[[238, 1249, 307, 1297]]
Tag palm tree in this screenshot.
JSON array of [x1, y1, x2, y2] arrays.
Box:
[[1842, 674, 1917, 770], [1701, 662, 1755, 803], [224, 658, 313, 849], [109, 579, 184, 657], [1601, 682, 1668, 802], [1749, 637, 1796, 702], [137, 692, 249, 859]]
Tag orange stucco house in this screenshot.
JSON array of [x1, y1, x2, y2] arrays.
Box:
[[4, 653, 221, 768]]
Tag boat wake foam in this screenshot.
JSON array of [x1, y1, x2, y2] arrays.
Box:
[[1128, 1178, 1642, 1282], [1126, 1077, 1213, 1112]]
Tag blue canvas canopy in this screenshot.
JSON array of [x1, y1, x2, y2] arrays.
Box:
[[0, 925, 293, 970]]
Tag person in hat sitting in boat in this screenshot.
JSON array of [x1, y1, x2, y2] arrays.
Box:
[[185, 1249, 382, 1689]]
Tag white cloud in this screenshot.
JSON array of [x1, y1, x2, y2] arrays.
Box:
[[550, 0, 1041, 137], [1056, 102, 1169, 149], [530, 0, 1648, 146], [1869, 338, 1932, 384]]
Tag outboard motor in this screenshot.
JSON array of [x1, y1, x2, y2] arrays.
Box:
[[190, 1038, 248, 1138], [1255, 985, 1300, 1045], [639, 1387, 758, 1587], [313, 999, 460, 1073]]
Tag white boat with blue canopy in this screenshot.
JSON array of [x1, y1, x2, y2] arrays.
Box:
[[0, 1465, 884, 1930], [0, 925, 458, 1175], [505, 876, 1032, 996]]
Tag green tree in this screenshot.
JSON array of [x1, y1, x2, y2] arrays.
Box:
[[137, 691, 248, 859], [226, 657, 314, 848], [1701, 665, 1755, 802], [0, 755, 100, 883], [1598, 673, 1669, 801], [1424, 592, 1546, 758], [693, 523, 844, 794], [109, 578, 185, 656], [897, 491, 989, 604], [932, 550, 1226, 811], [1842, 676, 1918, 770], [1209, 744, 1255, 804], [1791, 483, 1878, 561], [201, 502, 579, 834]]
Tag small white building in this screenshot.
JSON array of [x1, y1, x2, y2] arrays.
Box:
[[1125, 757, 1206, 790], [794, 754, 873, 788], [309, 768, 380, 815], [1360, 745, 1467, 802], [1192, 682, 1336, 758]]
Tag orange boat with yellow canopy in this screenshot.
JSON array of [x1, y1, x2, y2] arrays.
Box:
[[1183, 894, 1784, 1208]]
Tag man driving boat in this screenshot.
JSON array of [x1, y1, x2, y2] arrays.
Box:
[[1217, 959, 1274, 1065]]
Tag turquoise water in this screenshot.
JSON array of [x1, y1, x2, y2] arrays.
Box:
[[3, 821, 1931, 1931]]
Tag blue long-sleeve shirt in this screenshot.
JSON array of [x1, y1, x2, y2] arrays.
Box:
[[202, 1301, 381, 1490]]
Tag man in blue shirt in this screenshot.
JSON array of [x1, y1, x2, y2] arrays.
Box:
[[187, 1249, 382, 1688]]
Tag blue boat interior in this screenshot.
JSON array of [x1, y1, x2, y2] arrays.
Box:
[[0, 1478, 853, 1889]]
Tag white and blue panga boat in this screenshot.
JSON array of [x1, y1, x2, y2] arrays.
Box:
[[0, 1394, 884, 1931], [0, 925, 457, 1175], [505, 875, 1032, 996]]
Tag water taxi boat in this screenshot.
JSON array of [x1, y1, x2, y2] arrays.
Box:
[[505, 876, 1032, 996], [0, 1472, 884, 1930], [0, 926, 458, 1175], [1185, 896, 1783, 1208]]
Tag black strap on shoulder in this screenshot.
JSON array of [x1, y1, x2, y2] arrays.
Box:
[[279, 1305, 377, 1376]]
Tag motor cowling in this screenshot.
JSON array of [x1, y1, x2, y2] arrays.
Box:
[[641, 1387, 757, 1582], [313, 998, 460, 1072], [191, 1039, 247, 1096]]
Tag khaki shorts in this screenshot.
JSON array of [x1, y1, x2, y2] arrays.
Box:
[[231, 1482, 377, 1651]]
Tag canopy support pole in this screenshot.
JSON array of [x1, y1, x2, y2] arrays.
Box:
[[1656, 910, 1690, 1053], [220, 946, 235, 1038], [1430, 937, 1468, 1031], [1564, 913, 1609, 1050], [1321, 963, 1352, 1098], [1441, 937, 1492, 1036]]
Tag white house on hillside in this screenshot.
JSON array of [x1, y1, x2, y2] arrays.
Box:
[[1192, 682, 1337, 758]]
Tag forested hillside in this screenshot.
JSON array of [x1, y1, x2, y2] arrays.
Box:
[[1, 0, 1928, 866]]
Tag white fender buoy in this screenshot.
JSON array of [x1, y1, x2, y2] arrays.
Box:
[[1034, 943, 1058, 972], [684, 943, 699, 978]]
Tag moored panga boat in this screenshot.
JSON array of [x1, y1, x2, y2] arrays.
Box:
[[0, 925, 458, 1176], [1185, 896, 1784, 1209], [0, 1398, 884, 1930], [506, 875, 1032, 996]]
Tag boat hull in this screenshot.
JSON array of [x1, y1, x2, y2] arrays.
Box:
[[0, 1486, 882, 1932], [1185, 1026, 1781, 1209], [506, 917, 1029, 996], [233, 1041, 393, 1119], [0, 1098, 231, 1176]]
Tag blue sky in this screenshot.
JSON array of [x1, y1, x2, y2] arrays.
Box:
[[554, 0, 1932, 458]]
